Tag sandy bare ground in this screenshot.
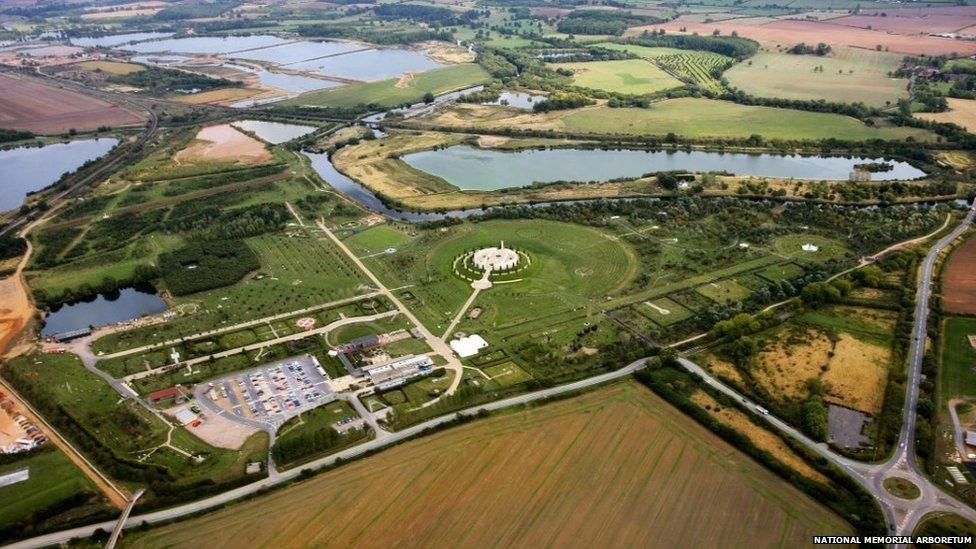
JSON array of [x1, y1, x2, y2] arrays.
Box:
[[394, 72, 415, 89], [419, 41, 475, 64], [174, 124, 271, 166], [918, 98, 976, 133], [166, 405, 257, 450]]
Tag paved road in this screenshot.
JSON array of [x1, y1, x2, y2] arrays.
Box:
[[8, 357, 646, 548]]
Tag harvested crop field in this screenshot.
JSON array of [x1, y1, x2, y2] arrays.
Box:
[[634, 18, 976, 56], [126, 382, 851, 548], [917, 98, 976, 134], [0, 73, 145, 133], [944, 236, 976, 315], [174, 124, 270, 166]]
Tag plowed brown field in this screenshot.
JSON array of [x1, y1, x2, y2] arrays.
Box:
[[944, 236, 976, 315], [127, 382, 852, 548], [0, 73, 144, 134], [633, 18, 976, 56]]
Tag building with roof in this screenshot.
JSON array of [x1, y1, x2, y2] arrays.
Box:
[[450, 334, 488, 358], [363, 354, 433, 390]]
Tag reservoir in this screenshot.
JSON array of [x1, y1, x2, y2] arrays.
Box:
[[70, 32, 173, 48], [0, 138, 118, 212], [41, 285, 167, 338], [401, 146, 927, 191], [233, 120, 317, 144]]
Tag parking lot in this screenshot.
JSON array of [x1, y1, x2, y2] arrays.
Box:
[[194, 354, 336, 430]]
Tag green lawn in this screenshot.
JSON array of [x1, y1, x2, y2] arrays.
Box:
[[593, 43, 731, 90], [344, 225, 413, 256], [724, 47, 908, 107], [552, 59, 683, 95], [0, 449, 99, 530], [757, 263, 806, 282], [559, 98, 933, 141], [769, 234, 852, 264], [939, 317, 976, 407], [360, 219, 636, 334], [283, 64, 490, 108], [483, 361, 534, 387], [641, 297, 695, 325], [695, 279, 752, 304]]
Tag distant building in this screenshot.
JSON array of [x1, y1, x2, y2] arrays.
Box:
[[174, 408, 198, 426], [245, 462, 262, 475]]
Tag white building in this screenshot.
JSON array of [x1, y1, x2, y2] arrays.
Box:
[[450, 334, 488, 358]]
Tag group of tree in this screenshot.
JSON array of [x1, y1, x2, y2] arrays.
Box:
[[110, 66, 239, 94], [788, 42, 831, 56], [0, 128, 32, 144], [557, 10, 662, 36], [373, 4, 484, 26], [272, 425, 343, 465], [532, 91, 593, 112], [159, 239, 260, 296]]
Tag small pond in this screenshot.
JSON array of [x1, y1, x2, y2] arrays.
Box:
[[0, 139, 118, 212], [41, 285, 167, 337], [401, 146, 927, 191], [233, 120, 317, 144], [484, 91, 547, 110]]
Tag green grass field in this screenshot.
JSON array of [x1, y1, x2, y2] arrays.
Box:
[[344, 225, 413, 256], [483, 361, 534, 387], [769, 234, 852, 264], [939, 317, 976, 407], [282, 64, 490, 108], [757, 263, 806, 283], [559, 98, 932, 141], [552, 59, 683, 95], [695, 279, 753, 304], [641, 297, 695, 325], [594, 43, 731, 90], [724, 48, 908, 107], [357, 219, 636, 335], [0, 449, 100, 530]]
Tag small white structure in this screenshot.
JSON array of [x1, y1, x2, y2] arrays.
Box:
[[450, 334, 489, 358], [801, 243, 819, 252], [473, 241, 519, 272], [175, 408, 198, 426], [738, 242, 750, 249]]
